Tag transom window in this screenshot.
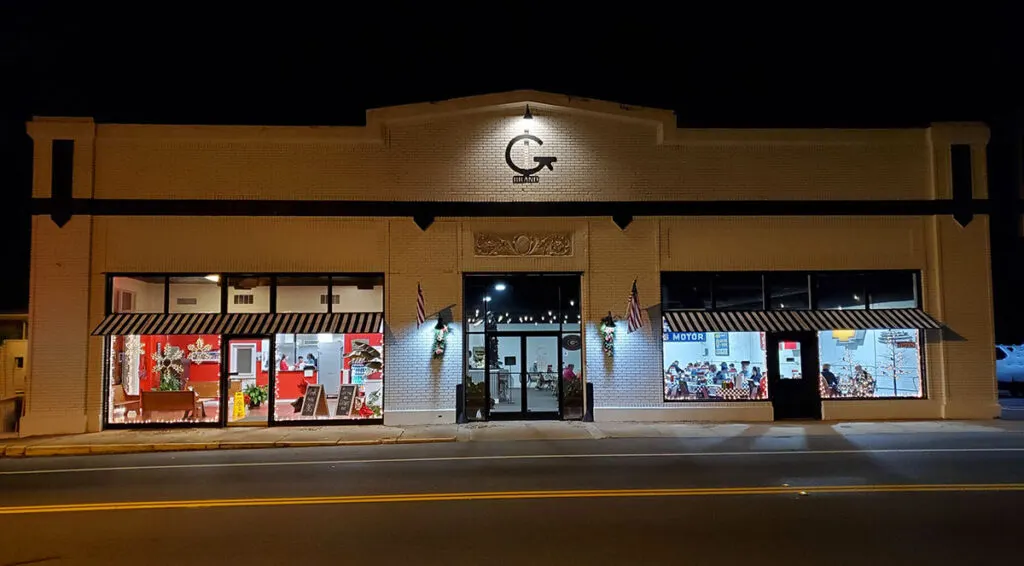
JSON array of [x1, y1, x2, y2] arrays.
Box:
[[661, 270, 919, 311], [108, 274, 384, 315]]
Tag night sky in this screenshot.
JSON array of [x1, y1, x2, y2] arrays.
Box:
[[2, 9, 1020, 338]]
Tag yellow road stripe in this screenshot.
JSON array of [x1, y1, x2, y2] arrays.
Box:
[[3, 484, 1024, 515]]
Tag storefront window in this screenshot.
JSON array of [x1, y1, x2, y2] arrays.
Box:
[[276, 276, 330, 313], [272, 332, 383, 421], [227, 276, 271, 313], [561, 291, 581, 331], [662, 273, 712, 311], [866, 272, 918, 309], [766, 273, 810, 310], [714, 273, 764, 310], [663, 331, 768, 401], [330, 276, 384, 312], [817, 329, 923, 398], [815, 273, 866, 310], [107, 334, 221, 424], [110, 276, 165, 313], [168, 276, 222, 313], [561, 333, 584, 418]]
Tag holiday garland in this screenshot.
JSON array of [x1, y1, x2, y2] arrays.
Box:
[[599, 313, 616, 357], [433, 323, 449, 358]]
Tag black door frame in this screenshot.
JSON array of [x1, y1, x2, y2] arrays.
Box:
[[766, 331, 822, 420], [485, 331, 563, 421], [221, 334, 275, 426]]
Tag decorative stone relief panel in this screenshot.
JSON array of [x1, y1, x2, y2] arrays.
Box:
[[473, 232, 573, 257]]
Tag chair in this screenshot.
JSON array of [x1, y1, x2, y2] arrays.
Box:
[[112, 384, 140, 419]]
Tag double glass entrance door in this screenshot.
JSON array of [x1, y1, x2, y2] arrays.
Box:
[[489, 334, 561, 418]]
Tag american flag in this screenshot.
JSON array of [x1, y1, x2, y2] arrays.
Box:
[[626, 279, 643, 333], [416, 283, 426, 327]]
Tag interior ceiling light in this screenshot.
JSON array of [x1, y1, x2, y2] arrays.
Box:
[[494, 283, 507, 291]]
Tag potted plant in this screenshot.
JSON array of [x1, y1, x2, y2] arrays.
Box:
[[562, 375, 584, 419], [243, 383, 269, 409], [464, 377, 491, 420]]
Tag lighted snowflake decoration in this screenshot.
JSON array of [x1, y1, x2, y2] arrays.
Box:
[[123, 335, 145, 362], [151, 343, 184, 375], [187, 337, 214, 363]]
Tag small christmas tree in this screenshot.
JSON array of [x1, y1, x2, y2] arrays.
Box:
[[151, 344, 184, 391], [877, 330, 910, 397]]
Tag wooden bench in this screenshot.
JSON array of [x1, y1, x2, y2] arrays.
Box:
[[141, 390, 203, 420]]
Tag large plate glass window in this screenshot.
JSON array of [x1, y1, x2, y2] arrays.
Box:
[[663, 331, 768, 401], [272, 275, 384, 422], [110, 276, 165, 313], [227, 276, 272, 313], [107, 334, 222, 424], [168, 276, 222, 313]]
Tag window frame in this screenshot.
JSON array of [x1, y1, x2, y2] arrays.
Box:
[[104, 273, 385, 315], [658, 269, 922, 313]]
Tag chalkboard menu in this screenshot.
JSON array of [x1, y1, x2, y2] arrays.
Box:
[[336, 384, 358, 417], [300, 384, 328, 417]]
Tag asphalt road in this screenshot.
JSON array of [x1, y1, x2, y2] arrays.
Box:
[[3, 431, 1024, 565], [1001, 397, 1024, 420]]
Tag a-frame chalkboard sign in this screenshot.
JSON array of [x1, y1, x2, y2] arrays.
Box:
[[300, 384, 330, 418]]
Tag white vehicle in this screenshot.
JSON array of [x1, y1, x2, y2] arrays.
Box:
[[996, 345, 1024, 396]]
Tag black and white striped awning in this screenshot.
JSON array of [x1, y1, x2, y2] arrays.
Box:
[[663, 309, 941, 333], [91, 312, 384, 336]]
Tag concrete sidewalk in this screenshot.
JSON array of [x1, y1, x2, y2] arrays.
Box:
[[2, 419, 1022, 458]]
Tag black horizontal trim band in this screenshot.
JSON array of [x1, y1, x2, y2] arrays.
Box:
[[33, 198, 996, 218]]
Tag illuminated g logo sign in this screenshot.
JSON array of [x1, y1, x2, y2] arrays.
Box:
[[505, 134, 557, 183]]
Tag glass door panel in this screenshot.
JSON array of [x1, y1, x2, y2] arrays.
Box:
[[560, 333, 584, 419], [226, 337, 269, 425], [525, 336, 560, 414], [489, 335, 522, 414]]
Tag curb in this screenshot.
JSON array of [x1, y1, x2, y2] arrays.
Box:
[[0, 436, 458, 458]]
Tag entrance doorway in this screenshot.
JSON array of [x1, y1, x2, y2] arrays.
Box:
[[463, 273, 584, 422], [489, 333, 562, 419], [224, 336, 271, 426], [766, 331, 822, 420]]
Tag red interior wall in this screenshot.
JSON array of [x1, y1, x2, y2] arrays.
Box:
[[134, 333, 385, 393], [139, 335, 222, 391]]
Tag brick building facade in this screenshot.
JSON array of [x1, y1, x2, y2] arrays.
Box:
[[21, 91, 997, 436]]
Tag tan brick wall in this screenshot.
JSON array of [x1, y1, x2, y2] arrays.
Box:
[[933, 216, 999, 418], [385, 220, 462, 422], [20, 94, 997, 432], [22, 216, 93, 435], [22, 214, 998, 432], [92, 108, 935, 203]]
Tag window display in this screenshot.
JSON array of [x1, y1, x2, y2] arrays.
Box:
[[107, 334, 222, 424], [817, 329, 923, 398], [272, 332, 383, 421], [101, 272, 385, 427], [663, 331, 768, 401]]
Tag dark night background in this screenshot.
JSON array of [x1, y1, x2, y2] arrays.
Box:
[[1, 8, 1020, 339]]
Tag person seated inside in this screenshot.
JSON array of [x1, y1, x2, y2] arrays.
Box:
[[822, 363, 841, 396]]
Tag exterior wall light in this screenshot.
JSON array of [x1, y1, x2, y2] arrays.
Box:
[[523, 105, 533, 120]]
